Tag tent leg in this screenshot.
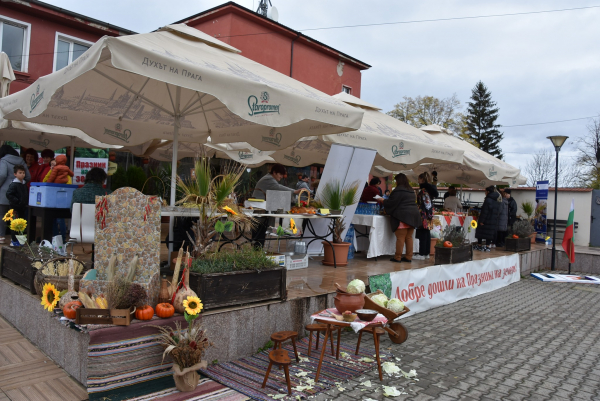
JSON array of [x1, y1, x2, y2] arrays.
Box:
[[70, 136, 75, 171], [168, 87, 181, 256]]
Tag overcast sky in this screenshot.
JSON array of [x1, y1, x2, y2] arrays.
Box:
[[46, 0, 600, 171]]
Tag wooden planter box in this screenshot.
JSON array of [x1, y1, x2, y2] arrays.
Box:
[[0, 246, 38, 294], [505, 237, 531, 252], [434, 244, 473, 265], [189, 267, 287, 311], [75, 306, 135, 326]]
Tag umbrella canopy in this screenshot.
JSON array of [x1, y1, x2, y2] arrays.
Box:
[[0, 24, 362, 150], [0, 52, 15, 98], [0, 120, 121, 151]]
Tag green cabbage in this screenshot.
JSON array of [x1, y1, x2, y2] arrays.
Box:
[[371, 293, 388, 307], [387, 298, 405, 313], [347, 279, 366, 294]]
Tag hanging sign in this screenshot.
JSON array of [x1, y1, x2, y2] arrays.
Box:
[[107, 161, 118, 176], [73, 158, 109, 184]]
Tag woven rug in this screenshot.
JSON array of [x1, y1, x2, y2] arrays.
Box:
[[124, 377, 249, 401], [201, 336, 392, 401]]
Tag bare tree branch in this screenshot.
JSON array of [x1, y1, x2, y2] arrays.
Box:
[[523, 149, 581, 188]]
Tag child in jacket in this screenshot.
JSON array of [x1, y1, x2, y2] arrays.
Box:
[[46, 155, 74, 184]]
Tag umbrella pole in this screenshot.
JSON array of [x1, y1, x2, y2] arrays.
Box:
[[168, 87, 181, 255], [70, 136, 75, 171]]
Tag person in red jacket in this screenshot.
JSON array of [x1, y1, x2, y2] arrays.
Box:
[[36, 149, 55, 183], [22, 148, 40, 187], [360, 177, 383, 203], [46, 154, 74, 184]]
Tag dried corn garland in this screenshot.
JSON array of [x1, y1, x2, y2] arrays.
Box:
[[95, 196, 109, 229], [143, 196, 158, 222]]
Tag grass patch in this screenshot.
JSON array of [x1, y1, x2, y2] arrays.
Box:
[[191, 247, 279, 274]]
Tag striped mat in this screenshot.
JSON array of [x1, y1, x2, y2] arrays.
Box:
[[201, 336, 392, 401], [124, 378, 249, 401]]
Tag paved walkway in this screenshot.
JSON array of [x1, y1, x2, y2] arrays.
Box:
[[313, 274, 600, 400], [0, 316, 88, 401]]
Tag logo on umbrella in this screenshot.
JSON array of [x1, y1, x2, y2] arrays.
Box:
[[262, 128, 282, 146], [248, 93, 281, 116], [103, 125, 132, 142], [283, 153, 301, 165], [488, 166, 497, 177], [238, 151, 254, 160], [391, 141, 410, 157], [30, 85, 45, 112], [29, 138, 51, 148]]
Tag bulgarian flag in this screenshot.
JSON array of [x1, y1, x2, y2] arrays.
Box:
[[562, 199, 575, 263]]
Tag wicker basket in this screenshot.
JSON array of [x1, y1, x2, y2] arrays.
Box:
[[33, 258, 88, 296]]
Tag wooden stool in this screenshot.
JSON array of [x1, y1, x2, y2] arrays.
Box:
[[271, 331, 299, 363], [262, 349, 292, 395], [355, 326, 385, 355], [305, 324, 342, 357]]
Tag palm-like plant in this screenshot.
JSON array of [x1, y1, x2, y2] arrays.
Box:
[[177, 158, 255, 257], [317, 179, 361, 243]]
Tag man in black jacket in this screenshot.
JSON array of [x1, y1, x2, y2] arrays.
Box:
[[504, 189, 518, 228]]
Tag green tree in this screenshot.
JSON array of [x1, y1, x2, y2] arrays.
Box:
[[465, 81, 504, 159], [387, 94, 464, 133]]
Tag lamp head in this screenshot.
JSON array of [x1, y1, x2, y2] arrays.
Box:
[[547, 135, 568, 152], [246, 168, 251, 174]]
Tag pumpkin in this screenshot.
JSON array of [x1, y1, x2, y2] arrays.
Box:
[[63, 300, 83, 320], [443, 241, 453, 248], [512, 234, 519, 239], [155, 303, 175, 319], [135, 305, 154, 321]]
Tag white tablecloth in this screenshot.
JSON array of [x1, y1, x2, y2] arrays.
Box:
[[351, 214, 419, 259]]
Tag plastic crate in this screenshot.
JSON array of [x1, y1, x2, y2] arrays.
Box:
[[267, 254, 286, 267], [29, 183, 78, 208], [285, 254, 308, 270]]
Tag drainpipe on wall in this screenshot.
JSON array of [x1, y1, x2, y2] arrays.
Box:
[[290, 32, 300, 77]]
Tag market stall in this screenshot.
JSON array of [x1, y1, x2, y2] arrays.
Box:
[[351, 214, 419, 258]]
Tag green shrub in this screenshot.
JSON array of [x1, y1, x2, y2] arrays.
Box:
[[111, 166, 128, 191], [191, 247, 279, 274], [125, 166, 147, 192], [508, 220, 535, 239], [435, 225, 467, 247]]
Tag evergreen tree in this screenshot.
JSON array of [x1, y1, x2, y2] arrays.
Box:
[[465, 81, 504, 159]]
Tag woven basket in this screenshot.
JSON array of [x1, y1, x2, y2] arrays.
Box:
[[33, 258, 88, 296]]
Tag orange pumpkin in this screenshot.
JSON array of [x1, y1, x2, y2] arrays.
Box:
[[155, 303, 175, 319], [443, 241, 453, 248], [512, 234, 519, 239], [135, 305, 154, 320], [63, 300, 83, 320]]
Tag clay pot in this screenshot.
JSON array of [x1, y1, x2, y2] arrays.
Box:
[[530, 233, 537, 244], [430, 238, 437, 255], [322, 241, 350, 266], [334, 292, 365, 313]]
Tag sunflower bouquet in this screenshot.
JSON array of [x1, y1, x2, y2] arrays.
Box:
[[41, 283, 64, 312], [3, 209, 33, 254], [154, 296, 212, 370]]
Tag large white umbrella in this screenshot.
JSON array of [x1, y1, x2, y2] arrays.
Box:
[[0, 52, 15, 98], [0, 23, 364, 207]]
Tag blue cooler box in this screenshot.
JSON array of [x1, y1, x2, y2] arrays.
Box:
[[29, 183, 79, 208]]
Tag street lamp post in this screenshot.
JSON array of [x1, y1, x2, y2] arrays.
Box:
[[547, 135, 569, 271]]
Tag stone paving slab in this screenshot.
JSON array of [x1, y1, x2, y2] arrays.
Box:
[[312, 273, 600, 400]]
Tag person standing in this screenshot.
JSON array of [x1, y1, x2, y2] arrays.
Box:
[[475, 186, 502, 251], [414, 172, 438, 260], [504, 188, 518, 229], [0, 145, 31, 243], [443, 186, 463, 212], [360, 177, 383, 203], [295, 174, 311, 202], [496, 190, 509, 247], [383, 173, 422, 263], [22, 148, 40, 187], [36, 149, 55, 183], [6, 165, 28, 242]]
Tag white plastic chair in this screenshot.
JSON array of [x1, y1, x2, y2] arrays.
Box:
[[67, 203, 96, 257]]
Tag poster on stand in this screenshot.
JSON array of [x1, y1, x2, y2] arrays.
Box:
[[535, 180, 549, 242], [73, 158, 109, 184], [369, 253, 520, 318]]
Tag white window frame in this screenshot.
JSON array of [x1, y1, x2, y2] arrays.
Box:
[[0, 15, 31, 73], [342, 85, 352, 94], [53, 32, 94, 72]]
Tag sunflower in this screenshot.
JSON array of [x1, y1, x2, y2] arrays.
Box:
[[41, 283, 60, 312], [470, 220, 478, 229], [10, 218, 27, 234], [183, 296, 203, 315], [290, 218, 297, 235], [2, 209, 14, 222], [223, 206, 237, 216]]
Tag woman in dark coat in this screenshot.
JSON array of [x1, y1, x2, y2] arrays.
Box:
[[414, 172, 438, 259], [475, 186, 502, 251], [383, 173, 422, 263]]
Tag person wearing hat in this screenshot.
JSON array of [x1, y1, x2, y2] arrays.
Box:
[[36, 149, 55, 183], [475, 186, 502, 251]]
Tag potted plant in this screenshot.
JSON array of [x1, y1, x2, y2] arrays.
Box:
[[187, 247, 286, 310], [316, 180, 361, 266], [434, 225, 473, 265], [520, 201, 537, 243], [505, 220, 535, 252], [176, 157, 255, 257]]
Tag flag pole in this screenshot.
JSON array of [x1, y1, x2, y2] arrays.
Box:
[[568, 262, 571, 275]]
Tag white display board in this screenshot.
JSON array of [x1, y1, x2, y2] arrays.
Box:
[[369, 253, 521, 318], [307, 144, 376, 255], [531, 273, 600, 284]]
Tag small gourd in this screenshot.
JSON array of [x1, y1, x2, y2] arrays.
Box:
[[155, 303, 175, 319], [173, 252, 198, 314]]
